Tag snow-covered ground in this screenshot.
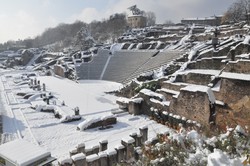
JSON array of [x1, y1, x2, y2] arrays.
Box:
[[0, 70, 171, 159]]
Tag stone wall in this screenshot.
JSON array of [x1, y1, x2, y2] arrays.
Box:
[[224, 60, 250, 74], [161, 81, 187, 91], [58, 127, 149, 166], [194, 29, 247, 41], [187, 58, 226, 70], [175, 73, 213, 86], [169, 89, 212, 126], [198, 45, 231, 59], [54, 65, 66, 77], [234, 43, 250, 55], [217, 78, 250, 104]]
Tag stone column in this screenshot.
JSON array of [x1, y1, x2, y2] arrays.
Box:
[[42, 83, 46, 91], [168, 113, 174, 127], [230, 48, 235, 61], [150, 136, 159, 145], [30, 79, 33, 86], [37, 84, 41, 91], [85, 147, 93, 156], [92, 145, 100, 154], [58, 156, 73, 166], [136, 134, 142, 147], [128, 99, 142, 115], [69, 148, 78, 157], [99, 139, 108, 152], [46, 98, 49, 105], [115, 145, 125, 163], [129, 133, 137, 146], [107, 149, 118, 166], [71, 153, 86, 166], [86, 154, 100, 166], [74, 107, 79, 116], [139, 126, 148, 144], [121, 137, 135, 160], [134, 147, 143, 161], [181, 117, 187, 127], [76, 143, 85, 153], [98, 151, 108, 166], [162, 111, 169, 122]]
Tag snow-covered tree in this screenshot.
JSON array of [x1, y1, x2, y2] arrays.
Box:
[[74, 26, 95, 51]]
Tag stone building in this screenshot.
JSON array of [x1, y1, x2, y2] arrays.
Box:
[[127, 5, 146, 28], [181, 16, 222, 26], [127, 15, 146, 28]]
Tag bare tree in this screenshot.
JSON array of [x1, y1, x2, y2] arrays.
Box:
[[164, 20, 174, 25], [145, 11, 156, 26], [74, 26, 95, 50], [223, 0, 250, 24]]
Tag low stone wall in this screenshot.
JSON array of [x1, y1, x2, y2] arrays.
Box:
[[175, 73, 213, 86], [169, 89, 214, 127], [199, 45, 231, 59], [187, 58, 226, 70], [224, 60, 250, 74], [161, 81, 187, 91], [218, 78, 250, 104], [58, 127, 149, 166], [194, 29, 247, 41], [156, 89, 178, 101]]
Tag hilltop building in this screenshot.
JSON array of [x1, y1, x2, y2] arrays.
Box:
[[127, 15, 147, 28], [181, 16, 222, 26], [127, 5, 147, 28]]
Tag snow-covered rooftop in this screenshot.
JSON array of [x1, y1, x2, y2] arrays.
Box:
[[0, 139, 51, 166]]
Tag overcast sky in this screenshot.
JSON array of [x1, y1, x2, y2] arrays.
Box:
[[0, 0, 235, 43]]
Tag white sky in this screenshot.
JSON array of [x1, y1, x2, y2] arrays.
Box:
[[0, 0, 235, 43]]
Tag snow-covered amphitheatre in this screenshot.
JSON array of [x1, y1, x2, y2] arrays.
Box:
[[0, 3, 250, 166]]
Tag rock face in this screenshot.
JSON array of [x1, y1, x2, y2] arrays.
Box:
[[169, 85, 215, 126], [187, 58, 225, 70]]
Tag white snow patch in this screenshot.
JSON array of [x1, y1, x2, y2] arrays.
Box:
[[220, 72, 250, 81], [207, 149, 242, 166], [140, 89, 166, 101]]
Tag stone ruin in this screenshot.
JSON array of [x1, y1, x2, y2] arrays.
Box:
[[58, 126, 150, 166], [115, 34, 250, 131]]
